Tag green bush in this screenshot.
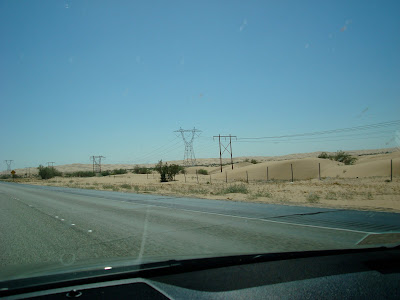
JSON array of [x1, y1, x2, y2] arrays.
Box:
[[223, 184, 249, 194], [318, 151, 357, 165], [318, 152, 329, 159], [120, 184, 132, 189], [133, 165, 151, 174], [250, 159, 258, 164], [155, 160, 184, 182], [333, 151, 357, 165], [197, 169, 208, 175], [112, 168, 127, 175], [306, 193, 320, 203], [65, 171, 95, 177], [38, 165, 62, 179], [101, 170, 111, 176]]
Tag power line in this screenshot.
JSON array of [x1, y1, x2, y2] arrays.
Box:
[[235, 129, 397, 143], [128, 137, 180, 163], [237, 120, 400, 141], [130, 139, 183, 164]]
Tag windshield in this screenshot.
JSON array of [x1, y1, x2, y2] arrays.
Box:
[[0, 0, 399, 287]]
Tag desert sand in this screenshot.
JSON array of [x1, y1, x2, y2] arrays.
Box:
[[5, 149, 400, 213]]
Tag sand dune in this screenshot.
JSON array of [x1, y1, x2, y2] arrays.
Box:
[[8, 148, 399, 180]]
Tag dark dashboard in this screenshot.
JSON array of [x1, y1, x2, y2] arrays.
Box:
[[2, 247, 400, 299]]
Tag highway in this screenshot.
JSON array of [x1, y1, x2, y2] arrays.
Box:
[[1, 181, 399, 280]]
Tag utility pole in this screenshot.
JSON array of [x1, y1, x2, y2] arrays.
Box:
[[213, 134, 237, 172], [91, 156, 105, 173], [47, 162, 55, 168], [4, 160, 13, 172], [174, 127, 202, 166]]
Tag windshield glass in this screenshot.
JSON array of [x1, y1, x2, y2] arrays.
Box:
[[0, 0, 399, 286]]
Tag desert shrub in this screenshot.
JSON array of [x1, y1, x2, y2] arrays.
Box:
[[133, 185, 140, 192], [120, 184, 132, 189], [254, 189, 272, 198], [101, 170, 111, 176], [325, 191, 337, 200], [223, 184, 249, 194], [38, 165, 62, 179], [318, 150, 357, 165], [133, 165, 151, 174], [306, 193, 320, 203], [197, 169, 208, 175], [0, 174, 11, 179], [155, 160, 184, 182], [333, 151, 357, 165], [112, 168, 127, 175], [187, 187, 209, 194], [318, 152, 329, 159], [65, 171, 95, 177], [250, 159, 258, 164], [102, 184, 113, 189]]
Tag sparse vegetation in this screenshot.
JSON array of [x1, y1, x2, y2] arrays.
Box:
[[325, 191, 337, 200], [112, 168, 127, 175], [38, 165, 62, 179], [333, 151, 357, 165], [187, 187, 209, 194], [217, 184, 249, 194], [306, 192, 320, 203], [250, 159, 258, 164], [318, 150, 357, 165], [254, 189, 272, 198], [197, 169, 208, 175], [120, 183, 132, 189], [133, 165, 151, 174], [318, 152, 329, 159], [155, 160, 184, 182], [65, 171, 95, 177]]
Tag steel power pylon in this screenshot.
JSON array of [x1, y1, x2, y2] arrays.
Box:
[[91, 156, 105, 173], [174, 128, 202, 166], [4, 160, 13, 172], [213, 134, 237, 172], [47, 162, 55, 168]]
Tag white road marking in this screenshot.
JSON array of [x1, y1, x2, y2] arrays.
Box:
[[137, 203, 376, 235]]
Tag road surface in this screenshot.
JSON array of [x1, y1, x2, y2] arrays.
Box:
[[1, 181, 399, 280]]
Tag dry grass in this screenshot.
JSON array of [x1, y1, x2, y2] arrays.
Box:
[[8, 174, 399, 213]]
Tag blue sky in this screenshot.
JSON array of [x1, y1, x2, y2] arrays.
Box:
[[1, 0, 399, 170]]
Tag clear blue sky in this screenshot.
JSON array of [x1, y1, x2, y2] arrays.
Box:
[[1, 0, 399, 170]]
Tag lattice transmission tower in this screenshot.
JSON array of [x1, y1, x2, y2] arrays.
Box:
[[4, 160, 13, 172], [90, 156, 105, 173], [174, 128, 202, 166]]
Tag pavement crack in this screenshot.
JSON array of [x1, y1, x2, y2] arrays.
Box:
[[267, 209, 345, 219]]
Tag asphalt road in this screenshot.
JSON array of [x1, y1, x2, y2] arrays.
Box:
[[1, 181, 399, 280]]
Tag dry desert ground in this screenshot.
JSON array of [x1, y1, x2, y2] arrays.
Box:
[[6, 149, 400, 213]]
